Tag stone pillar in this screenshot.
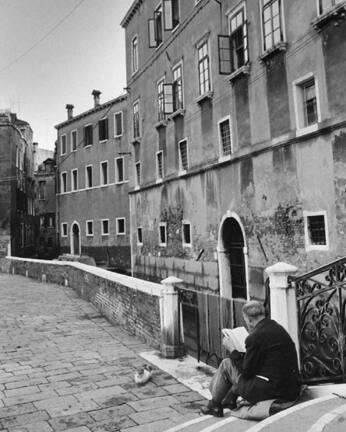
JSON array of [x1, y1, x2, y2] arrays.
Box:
[[265, 262, 300, 364], [7, 242, 11, 257], [160, 276, 185, 358]]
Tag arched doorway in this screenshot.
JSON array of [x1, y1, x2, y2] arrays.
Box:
[[218, 212, 248, 300], [71, 222, 80, 256]]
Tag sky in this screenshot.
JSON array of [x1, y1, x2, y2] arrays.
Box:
[[0, 0, 131, 150]]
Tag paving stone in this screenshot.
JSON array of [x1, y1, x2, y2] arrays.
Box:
[[122, 418, 176, 432], [48, 412, 93, 431], [5, 378, 48, 390], [1, 410, 49, 428], [4, 391, 57, 407], [87, 404, 135, 422], [163, 384, 190, 394], [127, 395, 179, 412], [60, 428, 91, 432], [4, 386, 40, 398], [129, 405, 180, 424], [88, 416, 136, 432]]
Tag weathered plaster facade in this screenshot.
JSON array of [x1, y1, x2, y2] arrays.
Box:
[[122, 0, 346, 301], [34, 157, 58, 259], [55, 93, 131, 273], [0, 111, 36, 257]]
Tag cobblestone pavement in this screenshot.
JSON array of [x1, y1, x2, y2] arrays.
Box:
[[0, 273, 205, 432]]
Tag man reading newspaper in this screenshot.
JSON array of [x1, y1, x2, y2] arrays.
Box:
[[201, 300, 301, 417]]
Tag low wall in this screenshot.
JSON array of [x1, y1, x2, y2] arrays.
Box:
[[1, 257, 163, 348]]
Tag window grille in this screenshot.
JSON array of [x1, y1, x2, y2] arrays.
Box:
[[179, 140, 188, 171], [219, 119, 232, 156], [308, 215, 326, 245]]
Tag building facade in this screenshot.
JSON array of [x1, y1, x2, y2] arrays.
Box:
[[34, 156, 58, 259], [55, 92, 131, 273], [0, 111, 36, 257], [121, 0, 346, 304]]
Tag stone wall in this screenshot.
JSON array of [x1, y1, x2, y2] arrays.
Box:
[[1, 257, 163, 348]]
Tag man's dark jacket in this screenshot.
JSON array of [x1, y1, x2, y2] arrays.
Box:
[[236, 318, 300, 403]]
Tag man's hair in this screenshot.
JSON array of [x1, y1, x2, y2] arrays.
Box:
[[242, 300, 265, 319]]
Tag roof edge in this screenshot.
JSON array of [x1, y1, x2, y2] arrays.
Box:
[[120, 0, 144, 28], [55, 93, 127, 130]]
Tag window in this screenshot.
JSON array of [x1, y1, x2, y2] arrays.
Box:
[[133, 100, 140, 138], [198, 39, 211, 95], [61, 135, 67, 155], [156, 150, 164, 180], [318, 0, 344, 15], [38, 180, 46, 200], [135, 161, 141, 187], [40, 216, 44, 227], [100, 161, 108, 185], [115, 157, 125, 183], [86, 220, 94, 236], [230, 6, 249, 69], [302, 80, 318, 127], [84, 124, 93, 146], [114, 111, 123, 137], [98, 118, 108, 142], [182, 221, 192, 246], [71, 169, 78, 191], [132, 35, 138, 74], [261, 0, 284, 52], [137, 227, 143, 245], [294, 75, 320, 132], [101, 219, 109, 235], [71, 130, 77, 152], [61, 172, 67, 193], [48, 216, 54, 227], [163, 0, 180, 30], [116, 218, 126, 235], [157, 78, 166, 121], [178, 139, 189, 172], [218, 117, 232, 157], [85, 165, 93, 188], [61, 223, 68, 237], [47, 238, 53, 247], [159, 222, 167, 246], [304, 211, 329, 251], [173, 62, 184, 110], [148, 5, 163, 48]]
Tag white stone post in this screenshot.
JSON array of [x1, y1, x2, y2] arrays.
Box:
[[7, 242, 11, 257], [265, 262, 300, 365], [160, 276, 185, 358]]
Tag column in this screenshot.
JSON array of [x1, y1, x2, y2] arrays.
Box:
[[160, 276, 185, 359]]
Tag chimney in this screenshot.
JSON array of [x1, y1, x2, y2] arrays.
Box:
[[66, 104, 74, 120], [92, 90, 101, 107]]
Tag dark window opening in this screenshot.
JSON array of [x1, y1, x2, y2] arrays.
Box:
[[308, 215, 326, 245]]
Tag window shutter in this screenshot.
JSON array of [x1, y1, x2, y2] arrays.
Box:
[[163, 84, 174, 114], [148, 18, 157, 48], [163, 0, 173, 30], [218, 35, 232, 75]]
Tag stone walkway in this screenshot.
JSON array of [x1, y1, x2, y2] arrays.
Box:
[[0, 273, 205, 432]]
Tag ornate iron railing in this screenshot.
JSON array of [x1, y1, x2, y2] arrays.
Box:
[[289, 257, 346, 384]]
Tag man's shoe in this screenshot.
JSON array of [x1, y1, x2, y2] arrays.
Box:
[[200, 400, 224, 417]]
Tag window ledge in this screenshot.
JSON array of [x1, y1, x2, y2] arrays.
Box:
[[296, 123, 319, 137], [114, 135, 123, 139], [259, 42, 288, 62], [99, 139, 108, 144], [169, 108, 186, 119], [84, 145, 92, 149], [178, 169, 188, 177], [312, 4, 346, 30], [195, 91, 214, 105], [218, 154, 232, 163], [155, 119, 168, 129], [156, 178, 163, 184], [134, 185, 140, 191], [225, 65, 251, 83], [131, 137, 141, 145]]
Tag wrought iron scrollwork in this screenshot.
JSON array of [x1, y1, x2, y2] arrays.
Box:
[[291, 257, 346, 384]]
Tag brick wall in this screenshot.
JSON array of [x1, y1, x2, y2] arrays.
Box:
[[1, 257, 162, 348]]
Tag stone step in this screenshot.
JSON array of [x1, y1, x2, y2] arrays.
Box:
[[164, 395, 346, 432]]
